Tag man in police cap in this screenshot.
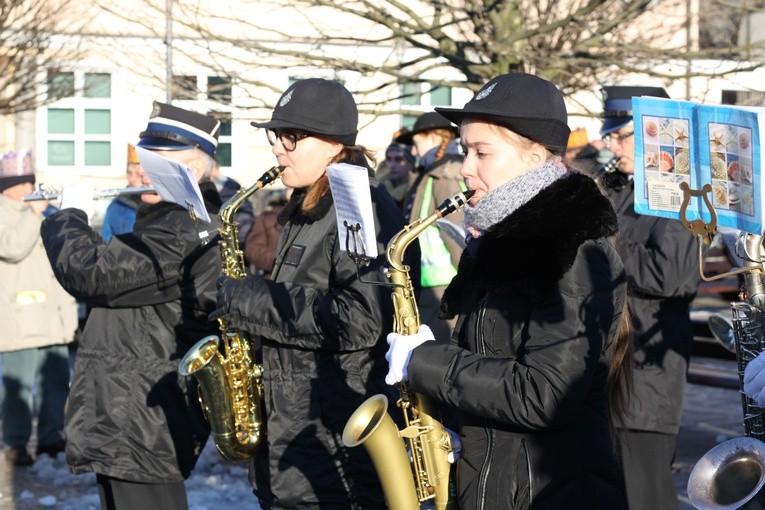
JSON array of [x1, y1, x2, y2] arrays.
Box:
[[41, 101, 223, 510], [599, 86, 700, 510]]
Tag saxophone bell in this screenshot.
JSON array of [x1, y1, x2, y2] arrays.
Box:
[[179, 335, 261, 462], [343, 395, 420, 510], [688, 234, 765, 509], [688, 437, 765, 510]]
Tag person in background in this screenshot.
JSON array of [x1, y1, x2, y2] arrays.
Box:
[[213, 78, 417, 509], [599, 85, 700, 510], [211, 157, 255, 251], [385, 72, 631, 509], [0, 150, 78, 468], [101, 144, 144, 242], [376, 128, 415, 211], [566, 127, 603, 177], [41, 102, 223, 510], [243, 187, 290, 278], [397, 111, 465, 342]]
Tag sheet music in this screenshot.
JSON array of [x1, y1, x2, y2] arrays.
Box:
[[135, 146, 211, 223], [326, 163, 378, 258]]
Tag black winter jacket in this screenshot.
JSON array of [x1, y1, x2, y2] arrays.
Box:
[[600, 171, 700, 434], [222, 177, 417, 509], [41, 183, 222, 483], [408, 172, 628, 510]]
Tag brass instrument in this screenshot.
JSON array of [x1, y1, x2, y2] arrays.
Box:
[[179, 166, 283, 462], [23, 185, 156, 202], [687, 232, 765, 509], [343, 190, 473, 510]]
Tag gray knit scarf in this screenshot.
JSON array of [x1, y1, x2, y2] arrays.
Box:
[[464, 158, 567, 237]]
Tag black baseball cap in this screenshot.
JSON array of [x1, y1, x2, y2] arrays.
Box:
[[251, 78, 358, 146], [600, 85, 669, 136], [435, 73, 571, 155], [137, 102, 220, 158], [394, 112, 459, 144]]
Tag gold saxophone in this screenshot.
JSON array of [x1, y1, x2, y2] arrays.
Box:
[[179, 166, 284, 462], [342, 190, 473, 510]]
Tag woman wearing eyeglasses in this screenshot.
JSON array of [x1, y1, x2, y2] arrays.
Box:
[[212, 78, 415, 510]]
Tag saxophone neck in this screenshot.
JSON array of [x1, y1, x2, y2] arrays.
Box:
[[387, 190, 474, 271], [219, 166, 283, 224]]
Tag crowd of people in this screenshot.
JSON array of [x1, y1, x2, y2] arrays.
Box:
[[2, 69, 742, 510]]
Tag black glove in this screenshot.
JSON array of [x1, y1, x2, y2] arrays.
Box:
[[209, 275, 237, 323]]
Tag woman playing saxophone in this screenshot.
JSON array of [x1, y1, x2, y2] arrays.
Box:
[[211, 78, 416, 510], [385, 73, 633, 510]]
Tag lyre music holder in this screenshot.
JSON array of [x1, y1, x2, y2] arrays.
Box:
[[342, 220, 391, 287]]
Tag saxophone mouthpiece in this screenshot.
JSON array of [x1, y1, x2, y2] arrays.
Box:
[[437, 190, 475, 217]]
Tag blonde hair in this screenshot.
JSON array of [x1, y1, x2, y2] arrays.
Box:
[[430, 128, 458, 161]]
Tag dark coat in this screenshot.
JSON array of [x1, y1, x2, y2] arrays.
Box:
[[407, 172, 628, 510], [600, 170, 700, 434], [243, 208, 283, 278], [222, 176, 417, 509], [40, 183, 222, 483]]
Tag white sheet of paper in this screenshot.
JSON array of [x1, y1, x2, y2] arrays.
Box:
[[135, 146, 211, 223], [326, 162, 377, 258]]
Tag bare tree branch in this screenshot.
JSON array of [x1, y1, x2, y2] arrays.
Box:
[[95, 0, 765, 119], [0, 0, 86, 114]]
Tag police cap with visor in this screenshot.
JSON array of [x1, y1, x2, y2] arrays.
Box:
[[600, 85, 670, 136]]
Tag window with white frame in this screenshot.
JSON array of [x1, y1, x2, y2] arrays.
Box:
[[171, 73, 234, 167], [399, 82, 453, 130], [45, 71, 113, 168]]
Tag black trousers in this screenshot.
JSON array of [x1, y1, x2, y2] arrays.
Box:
[[96, 474, 189, 510], [618, 430, 678, 510]]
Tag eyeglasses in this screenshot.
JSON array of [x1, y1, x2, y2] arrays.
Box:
[[602, 130, 634, 147], [266, 129, 310, 152]]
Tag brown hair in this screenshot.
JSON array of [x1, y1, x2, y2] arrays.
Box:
[[301, 144, 375, 213], [608, 301, 633, 449]]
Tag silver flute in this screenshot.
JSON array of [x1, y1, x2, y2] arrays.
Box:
[[23, 186, 155, 202]]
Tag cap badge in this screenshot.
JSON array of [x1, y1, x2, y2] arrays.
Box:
[[279, 89, 293, 107], [475, 83, 496, 101], [150, 102, 161, 118]]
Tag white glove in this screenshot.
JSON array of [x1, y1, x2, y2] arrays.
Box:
[[446, 427, 462, 464], [385, 324, 435, 385], [60, 181, 95, 222], [744, 351, 765, 407]]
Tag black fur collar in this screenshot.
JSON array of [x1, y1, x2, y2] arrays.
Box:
[[277, 185, 334, 225], [442, 172, 618, 316]]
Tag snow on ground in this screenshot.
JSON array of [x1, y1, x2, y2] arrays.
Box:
[[2, 438, 259, 510]]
